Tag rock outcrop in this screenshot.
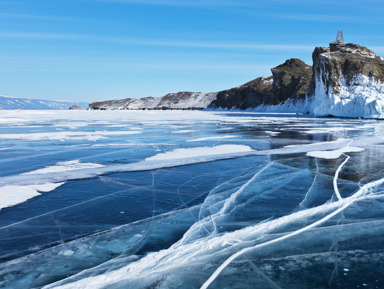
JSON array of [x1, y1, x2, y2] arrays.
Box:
[[69, 105, 86, 110], [207, 76, 273, 110], [88, 42, 384, 117], [305, 42, 384, 118], [208, 58, 312, 110], [271, 58, 312, 104], [90, 59, 311, 111], [89, 92, 217, 110]]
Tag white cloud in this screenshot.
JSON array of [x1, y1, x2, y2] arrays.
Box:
[[0, 32, 314, 51]]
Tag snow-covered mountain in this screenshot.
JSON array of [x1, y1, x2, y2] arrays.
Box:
[[0, 96, 88, 110]]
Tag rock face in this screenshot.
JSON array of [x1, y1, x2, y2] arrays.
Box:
[[305, 43, 384, 118], [89, 92, 217, 110], [207, 76, 274, 109], [89, 43, 384, 117], [271, 58, 312, 104], [90, 59, 311, 111], [208, 58, 312, 110]]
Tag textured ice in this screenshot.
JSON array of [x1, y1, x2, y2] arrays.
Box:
[[306, 74, 384, 118], [0, 110, 383, 289]]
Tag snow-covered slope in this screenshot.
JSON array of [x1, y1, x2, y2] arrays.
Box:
[[89, 92, 217, 110], [305, 43, 384, 118], [0, 96, 88, 110]]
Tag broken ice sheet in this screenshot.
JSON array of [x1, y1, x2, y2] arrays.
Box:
[[0, 111, 383, 289]]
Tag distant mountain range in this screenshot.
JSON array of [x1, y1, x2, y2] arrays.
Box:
[[0, 96, 88, 110]]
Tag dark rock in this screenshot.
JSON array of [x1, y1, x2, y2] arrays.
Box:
[[306, 47, 331, 97], [208, 58, 312, 110], [207, 76, 274, 109], [271, 58, 312, 103]]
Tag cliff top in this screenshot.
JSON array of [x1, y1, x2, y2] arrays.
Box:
[[329, 42, 379, 59]]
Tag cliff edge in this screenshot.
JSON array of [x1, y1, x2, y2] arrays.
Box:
[[305, 42, 384, 118], [208, 58, 312, 110]]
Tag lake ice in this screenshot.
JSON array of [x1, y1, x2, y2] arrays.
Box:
[[0, 110, 384, 289]]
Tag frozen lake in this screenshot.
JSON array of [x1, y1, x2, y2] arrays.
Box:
[[0, 110, 384, 289]]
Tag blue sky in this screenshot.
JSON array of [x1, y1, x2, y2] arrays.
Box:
[[1, 0, 384, 102]]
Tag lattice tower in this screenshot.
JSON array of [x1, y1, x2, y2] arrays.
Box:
[[336, 30, 344, 43]]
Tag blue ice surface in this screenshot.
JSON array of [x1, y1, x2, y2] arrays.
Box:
[[0, 111, 384, 289]]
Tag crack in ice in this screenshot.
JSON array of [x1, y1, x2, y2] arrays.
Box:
[[200, 176, 384, 289]]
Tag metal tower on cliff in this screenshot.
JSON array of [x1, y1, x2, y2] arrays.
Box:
[[336, 30, 344, 43]]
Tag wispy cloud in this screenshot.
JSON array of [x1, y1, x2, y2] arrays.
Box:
[[0, 32, 314, 51], [273, 12, 381, 23], [0, 63, 271, 73], [92, 0, 254, 8], [0, 12, 103, 23]]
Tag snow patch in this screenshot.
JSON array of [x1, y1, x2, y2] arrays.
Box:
[[0, 160, 103, 209], [23, 160, 104, 175], [0, 182, 64, 210], [186, 135, 236, 142], [145, 145, 254, 161], [0, 130, 141, 141], [172, 130, 197, 134], [307, 146, 364, 159]]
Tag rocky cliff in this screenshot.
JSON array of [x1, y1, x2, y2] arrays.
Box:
[[89, 92, 217, 110], [207, 76, 273, 110], [89, 59, 311, 111], [208, 58, 312, 110], [305, 43, 384, 118], [89, 42, 384, 117]]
